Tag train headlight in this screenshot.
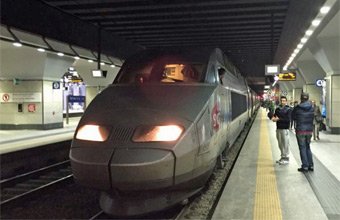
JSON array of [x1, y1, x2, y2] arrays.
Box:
[[132, 125, 183, 142], [76, 125, 110, 142]]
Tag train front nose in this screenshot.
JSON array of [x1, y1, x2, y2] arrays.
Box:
[[70, 125, 176, 191]]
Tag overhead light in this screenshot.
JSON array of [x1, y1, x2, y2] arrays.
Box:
[[312, 19, 321, 27], [100, 62, 105, 66], [110, 64, 116, 68], [88, 59, 93, 63], [37, 48, 45, 52], [283, 66, 288, 71], [306, 30, 313, 36], [57, 52, 64, 56], [264, 85, 270, 89], [301, 37, 308, 43], [294, 48, 300, 53], [297, 44, 303, 49], [320, 6, 330, 14], [74, 56, 80, 60], [13, 42, 22, 47]]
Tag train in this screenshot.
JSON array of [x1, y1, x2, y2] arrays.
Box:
[[69, 48, 259, 216]]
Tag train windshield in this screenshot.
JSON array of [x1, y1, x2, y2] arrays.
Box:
[[115, 52, 205, 84]]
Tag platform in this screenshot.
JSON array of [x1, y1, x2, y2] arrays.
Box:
[[212, 108, 340, 220], [0, 117, 80, 155]]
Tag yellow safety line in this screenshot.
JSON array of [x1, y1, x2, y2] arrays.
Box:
[[253, 110, 282, 220]]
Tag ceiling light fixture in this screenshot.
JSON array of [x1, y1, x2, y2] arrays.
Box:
[[320, 6, 330, 14], [306, 30, 314, 36], [37, 48, 45, 52], [57, 52, 64, 56], [301, 37, 308, 43], [13, 42, 22, 47], [312, 19, 321, 26]]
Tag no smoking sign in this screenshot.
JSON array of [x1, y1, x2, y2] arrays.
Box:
[[2, 93, 10, 102]]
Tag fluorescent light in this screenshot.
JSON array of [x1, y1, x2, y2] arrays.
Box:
[[264, 85, 270, 89], [283, 66, 287, 71], [294, 48, 300, 53], [100, 62, 105, 66], [74, 56, 80, 60], [110, 64, 116, 68], [297, 44, 303, 49], [37, 48, 45, 52], [57, 52, 64, 56], [13, 42, 22, 47], [312, 19, 321, 27], [88, 59, 93, 63], [320, 6, 330, 14], [306, 30, 313, 36], [301, 37, 307, 43]]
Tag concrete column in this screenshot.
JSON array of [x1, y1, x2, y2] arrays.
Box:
[[309, 36, 340, 133]]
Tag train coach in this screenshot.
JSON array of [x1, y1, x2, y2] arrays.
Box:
[[70, 48, 258, 216]]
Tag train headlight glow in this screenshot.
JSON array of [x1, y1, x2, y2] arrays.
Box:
[[132, 125, 183, 142], [76, 125, 110, 142]]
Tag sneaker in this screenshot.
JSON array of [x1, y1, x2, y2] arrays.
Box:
[[279, 160, 289, 165], [308, 167, 314, 171], [298, 168, 308, 172], [276, 158, 283, 163]]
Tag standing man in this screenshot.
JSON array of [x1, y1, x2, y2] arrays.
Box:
[[270, 96, 292, 165], [312, 100, 322, 140], [292, 92, 314, 172]]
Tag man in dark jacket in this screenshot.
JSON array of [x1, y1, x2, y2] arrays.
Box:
[[292, 92, 314, 172], [269, 96, 292, 165]]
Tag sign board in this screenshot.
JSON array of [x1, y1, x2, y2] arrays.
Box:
[[265, 65, 280, 76], [0, 93, 42, 103], [52, 82, 60, 89], [316, 79, 325, 87], [277, 72, 296, 81], [68, 95, 85, 103]]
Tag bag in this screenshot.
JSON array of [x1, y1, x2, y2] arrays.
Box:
[[320, 122, 326, 131], [315, 115, 323, 123]]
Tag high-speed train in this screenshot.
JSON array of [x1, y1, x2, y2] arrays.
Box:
[[70, 48, 259, 216]]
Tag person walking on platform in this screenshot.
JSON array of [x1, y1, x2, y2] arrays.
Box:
[[312, 100, 322, 140], [292, 92, 314, 172], [269, 96, 292, 165]]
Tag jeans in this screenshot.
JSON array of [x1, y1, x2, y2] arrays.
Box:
[[296, 134, 313, 169]]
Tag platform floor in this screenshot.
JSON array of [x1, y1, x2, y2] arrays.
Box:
[[0, 117, 80, 154], [212, 108, 340, 220]]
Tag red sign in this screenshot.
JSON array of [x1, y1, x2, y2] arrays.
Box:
[[28, 104, 36, 112], [2, 93, 10, 102]]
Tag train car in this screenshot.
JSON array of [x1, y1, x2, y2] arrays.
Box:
[[70, 48, 253, 216]]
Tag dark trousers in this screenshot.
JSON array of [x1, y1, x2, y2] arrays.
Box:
[[296, 134, 313, 169]]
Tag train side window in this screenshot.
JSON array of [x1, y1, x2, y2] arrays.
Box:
[[231, 92, 247, 119]]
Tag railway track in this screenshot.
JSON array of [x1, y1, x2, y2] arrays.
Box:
[[0, 160, 73, 207]]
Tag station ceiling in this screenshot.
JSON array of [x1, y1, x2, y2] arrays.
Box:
[[1, 0, 326, 93]]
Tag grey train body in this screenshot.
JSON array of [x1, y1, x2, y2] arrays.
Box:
[[70, 48, 259, 216]]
